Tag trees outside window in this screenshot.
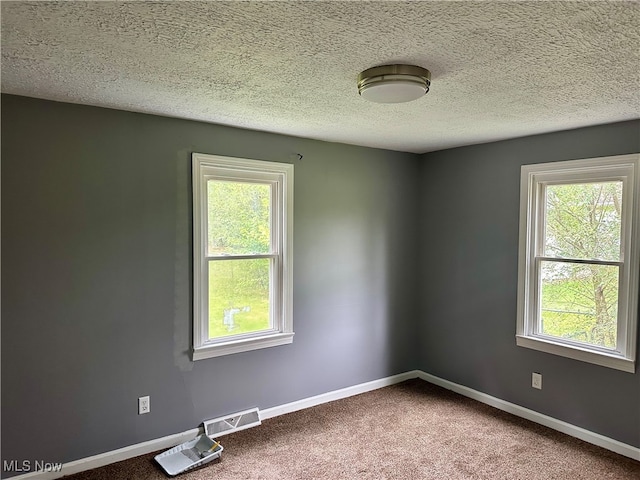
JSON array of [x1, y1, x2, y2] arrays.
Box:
[[541, 181, 621, 348]]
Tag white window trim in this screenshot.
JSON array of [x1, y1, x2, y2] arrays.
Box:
[[516, 154, 640, 373], [192, 153, 293, 360]]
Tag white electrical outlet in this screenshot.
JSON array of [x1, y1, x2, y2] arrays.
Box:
[[139, 396, 150, 415], [532, 373, 542, 390]]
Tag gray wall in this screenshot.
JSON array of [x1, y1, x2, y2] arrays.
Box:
[[2, 94, 639, 476], [418, 120, 640, 448], [1, 94, 420, 473]]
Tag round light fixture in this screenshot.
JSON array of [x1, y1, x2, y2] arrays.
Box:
[[357, 64, 431, 104]]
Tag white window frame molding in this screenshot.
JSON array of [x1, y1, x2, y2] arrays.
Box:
[[516, 154, 640, 373], [192, 153, 294, 361]]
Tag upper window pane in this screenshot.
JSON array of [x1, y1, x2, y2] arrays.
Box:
[[207, 180, 271, 256], [544, 181, 622, 261]]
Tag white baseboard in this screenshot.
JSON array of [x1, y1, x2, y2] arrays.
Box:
[[260, 370, 421, 419], [416, 371, 640, 462], [6, 369, 638, 479], [4, 428, 201, 480]]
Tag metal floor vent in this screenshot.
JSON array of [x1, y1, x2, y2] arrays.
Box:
[[203, 407, 261, 437]]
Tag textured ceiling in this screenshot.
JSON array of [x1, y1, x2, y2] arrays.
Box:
[[2, 1, 639, 153]]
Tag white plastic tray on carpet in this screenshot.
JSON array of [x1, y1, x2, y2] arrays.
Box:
[[154, 434, 223, 476]]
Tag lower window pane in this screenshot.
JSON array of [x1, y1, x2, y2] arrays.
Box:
[[540, 261, 619, 348], [208, 258, 271, 340]]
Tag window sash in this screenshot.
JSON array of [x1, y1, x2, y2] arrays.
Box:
[[203, 256, 280, 344], [205, 177, 280, 257], [537, 180, 625, 263], [530, 257, 624, 355]]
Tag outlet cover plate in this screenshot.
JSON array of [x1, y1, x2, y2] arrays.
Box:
[[532, 373, 542, 390], [139, 396, 150, 414]]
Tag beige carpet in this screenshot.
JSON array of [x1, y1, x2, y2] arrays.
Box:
[[65, 379, 639, 479]]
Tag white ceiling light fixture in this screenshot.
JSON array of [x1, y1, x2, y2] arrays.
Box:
[[357, 64, 431, 104]]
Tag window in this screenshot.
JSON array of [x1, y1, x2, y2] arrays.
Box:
[[516, 154, 640, 372], [192, 153, 293, 360]]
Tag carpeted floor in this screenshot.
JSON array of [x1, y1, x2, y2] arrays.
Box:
[[64, 379, 640, 479]]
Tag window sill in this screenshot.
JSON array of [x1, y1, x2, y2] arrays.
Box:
[[516, 335, 635, 373], [193, 332, 294, 361]]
